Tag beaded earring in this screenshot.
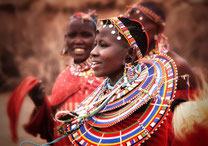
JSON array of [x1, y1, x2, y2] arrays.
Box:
[[124, 62, 135, 87], [123, 51, 135, 86], [60, 46, 67, 56]]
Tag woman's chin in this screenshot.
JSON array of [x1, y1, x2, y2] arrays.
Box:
[[93, 71, 104, 78], [73, 56, 88, 63]]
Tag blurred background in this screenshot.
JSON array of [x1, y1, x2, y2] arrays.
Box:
[[0, 0, 207, 145]]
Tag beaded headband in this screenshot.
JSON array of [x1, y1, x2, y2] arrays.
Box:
[[106, 17, 145, 60], [128, 4, 165, 27], [71, 11, 97, 26]]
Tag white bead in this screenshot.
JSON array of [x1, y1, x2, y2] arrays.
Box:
[[111, 30, 116, 34], [109, 24, 113, 28], [117, 36, 121, 40]]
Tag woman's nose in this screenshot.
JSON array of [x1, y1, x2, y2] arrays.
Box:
[[90, 46, 99, 58], [74, 36, 84, 45]]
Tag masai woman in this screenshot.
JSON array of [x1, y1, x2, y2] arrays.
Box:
[[7, 10, 102, 146], [56, 17, 180, 145]]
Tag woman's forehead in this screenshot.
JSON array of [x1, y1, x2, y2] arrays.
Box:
[[68, 19, 95, 29], [96, 27, 129, 47], [96, 27, 118, 39]]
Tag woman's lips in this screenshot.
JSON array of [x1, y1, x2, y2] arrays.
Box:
[[74, 48, 85, 54], [91, 61, 102, 69]]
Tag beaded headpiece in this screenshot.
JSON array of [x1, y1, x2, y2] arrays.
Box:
[[126, 3, 169, 55], [127, 3, 165, 27], [71, 10, 97, 26], [100, 17, 149, 60]]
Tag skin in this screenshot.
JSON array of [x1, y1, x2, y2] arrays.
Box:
[[29, 18, 96, 106], [65, 19, 96, 63], [129, 11, 198, 90], [91, 27, 130, 86]]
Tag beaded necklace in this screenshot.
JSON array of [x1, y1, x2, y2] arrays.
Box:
[[70, 58, 93, 77], [56, 54, 178, 145]]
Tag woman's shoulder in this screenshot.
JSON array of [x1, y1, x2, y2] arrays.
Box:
[[167, 51, 198, 90]]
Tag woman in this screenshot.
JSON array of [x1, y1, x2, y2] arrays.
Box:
[[7, 10, 102, 145], [56, 17, 179, 145], [126, 1, 198, 94]]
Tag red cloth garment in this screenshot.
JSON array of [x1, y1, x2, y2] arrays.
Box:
[[175, 89, 197, 100], [7, 65, 102, 145], [24, 97, 53, 141], [172, 126, 208, 146], [49, 66, 101, 146], [7, 76, 39, 142]]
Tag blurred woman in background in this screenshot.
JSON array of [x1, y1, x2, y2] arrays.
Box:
[[126, 1, 199, 93], [126, 2, 200, 145], [7, 10, 102, 145]]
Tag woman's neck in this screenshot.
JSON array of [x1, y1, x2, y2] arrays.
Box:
[[74, 58, 88, 64], [108, 67, 124, 86]]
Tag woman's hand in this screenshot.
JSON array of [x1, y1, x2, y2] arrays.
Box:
[[28, 81, 45, 107]]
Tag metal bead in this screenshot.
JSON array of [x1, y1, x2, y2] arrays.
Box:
[[136, 10, 140, 14], [139, 16, 143, 20], [117, 36, 121, 40], [111, 30, 116, 34], [109, 24, 113, 28]]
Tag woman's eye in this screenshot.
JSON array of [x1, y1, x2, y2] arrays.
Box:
[[65, 32, 76, 38], [82, 32, 93, 38], [100, 42, 108, 47]]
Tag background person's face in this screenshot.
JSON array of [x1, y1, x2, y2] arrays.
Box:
[[65, 19, 96, 63], [91, 26, 129, 79]]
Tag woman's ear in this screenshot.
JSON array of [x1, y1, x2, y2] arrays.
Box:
[[125, 47, 137, 64]]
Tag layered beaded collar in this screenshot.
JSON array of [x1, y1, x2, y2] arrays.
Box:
[[57, 54, 178, 145]]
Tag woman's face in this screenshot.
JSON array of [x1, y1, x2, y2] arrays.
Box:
[[65, 19, 96, 63], [91, 26, 130, 80]]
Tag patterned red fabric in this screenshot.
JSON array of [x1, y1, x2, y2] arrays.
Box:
[[7, 65, 102, 145]]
